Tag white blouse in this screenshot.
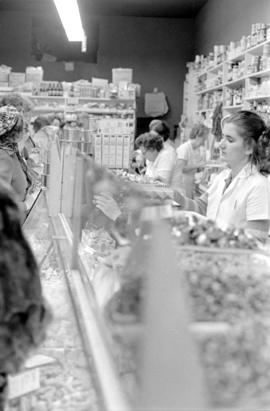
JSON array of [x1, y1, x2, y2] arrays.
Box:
[[207, 164, 270, 230], [145, 147, 176, 184]]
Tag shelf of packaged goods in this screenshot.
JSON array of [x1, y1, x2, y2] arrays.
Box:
[[197, 62, 224, 78], [196, 84, 224, 95], [224, 76, 246, 87], [247, 68, 270, 78], [245, 38, 270, 56], [77, 97, 135, 103], [0, 87, 14, 93], [33, 106, 66, 113], [244, 95, 270, 101], [72, 108, 135, 115], [30, 95, 65, 100], [226, 50, 246, 63], [226, 39, 270, 63], [223, 105, 243, 110]]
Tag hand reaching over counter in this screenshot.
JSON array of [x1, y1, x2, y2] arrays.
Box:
[[93, 192, 122, 221]]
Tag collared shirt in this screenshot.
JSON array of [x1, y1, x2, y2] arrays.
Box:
[[207, 163, 270, 230], [164, 140, 177, 163], [145, 147, 176, 183]]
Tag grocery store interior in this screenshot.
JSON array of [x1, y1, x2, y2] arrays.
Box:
[[2, 0, 270, 410]]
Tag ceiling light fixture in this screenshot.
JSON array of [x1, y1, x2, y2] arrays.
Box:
[[53, 0, 85, 42]]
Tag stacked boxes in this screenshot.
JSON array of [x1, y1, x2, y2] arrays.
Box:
[[90, 117, 134, 169]]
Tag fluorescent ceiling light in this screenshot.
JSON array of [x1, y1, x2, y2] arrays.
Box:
[[53, 0, 85, 42]]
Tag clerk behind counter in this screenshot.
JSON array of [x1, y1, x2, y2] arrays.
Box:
[[173, 110, 270, 241], [171, 123, 208, 197]]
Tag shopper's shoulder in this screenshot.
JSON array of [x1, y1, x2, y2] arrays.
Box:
[[176, 140, 189, 156], [0, 148, 13, 161]]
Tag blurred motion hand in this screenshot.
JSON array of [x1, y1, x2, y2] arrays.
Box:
[[173, 188, 186, 206], [94, 192, 121, 221]]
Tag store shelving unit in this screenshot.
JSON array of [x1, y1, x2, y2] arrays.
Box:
[[186, 37, 270, 120]]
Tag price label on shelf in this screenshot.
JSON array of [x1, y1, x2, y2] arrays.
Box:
[[8, 368, 40, 400]]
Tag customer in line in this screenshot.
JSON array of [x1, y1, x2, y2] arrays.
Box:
[[0, 180, 50, 408], [173, 111, 270, 241], [0, 106, 33, 217], [171, 123, 208, 197]]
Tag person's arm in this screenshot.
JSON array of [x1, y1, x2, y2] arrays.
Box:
[[173, 189, 208, 215], [94, 192, 122, 221], [245, 183, 270, 241], [246, 220, 269, 242], [180, 159, 205, 173]]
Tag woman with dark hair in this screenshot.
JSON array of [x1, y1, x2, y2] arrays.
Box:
[[149, 119, 176, 163], [32, 116, 51, 134], [0, 106, 33, 216], [174, 111, 270, 241], [0, 180, 50, 408]]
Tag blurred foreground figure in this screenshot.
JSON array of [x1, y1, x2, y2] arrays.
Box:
[[0, 180, 50, 408]]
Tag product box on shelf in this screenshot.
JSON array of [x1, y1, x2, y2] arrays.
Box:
[[112, 68, 133, 86], [101, 134, 110, 167], [9, 72, 26, 87], [0, 65, 11, 82], [25, 66, 43, 85], [109, 134, 117, 169], [122, 135, 131, 169], [116, 135, 124, 168]]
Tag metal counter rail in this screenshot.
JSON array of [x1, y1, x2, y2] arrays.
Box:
[[51, 213, 130, 411]]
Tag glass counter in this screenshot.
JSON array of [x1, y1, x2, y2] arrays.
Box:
[[8, 189, 128, 411]]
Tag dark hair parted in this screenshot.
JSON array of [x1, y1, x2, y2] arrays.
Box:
[[141, 131, 164, 152], [223, 110, 270, 174], [0, 114, 24, 144], [150, 120, 170, 141], [0, 181, 50, 374], [135, 133, 147, 149]]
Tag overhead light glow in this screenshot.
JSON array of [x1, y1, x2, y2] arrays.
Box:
[[53, 0, 85, 42]]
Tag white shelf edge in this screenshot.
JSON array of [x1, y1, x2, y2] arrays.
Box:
[[196, 84, 224, 94], [247, 68, 270, 78], [244, 95, 270, 101], [224, 76, 246, 87], [223, 105, 243, 110]]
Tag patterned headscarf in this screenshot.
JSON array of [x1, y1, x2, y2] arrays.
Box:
[[0, 106, 19, 136]]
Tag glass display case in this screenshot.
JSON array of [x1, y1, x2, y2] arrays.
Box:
[[15, 142, 270, 411]]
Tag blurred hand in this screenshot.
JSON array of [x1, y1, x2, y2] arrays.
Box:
[[173, 189, 186, 206], [93, 192, 121, 221]]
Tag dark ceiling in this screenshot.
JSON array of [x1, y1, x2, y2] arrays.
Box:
[[0, 0, 208, 18]]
